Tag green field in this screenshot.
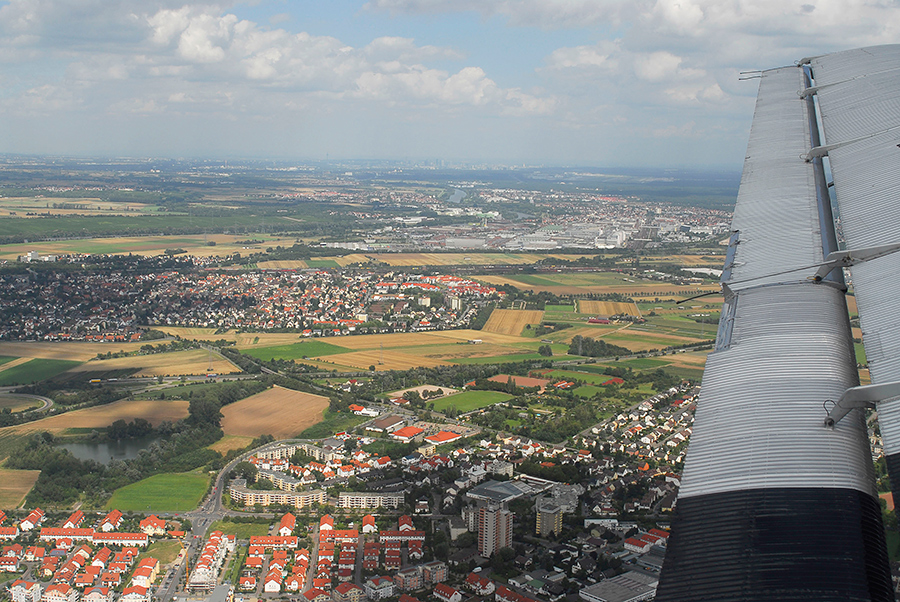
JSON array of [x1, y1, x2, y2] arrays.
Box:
[[433, 390, 513, 412], [618, 358, 672, 369], [545, 369, 624, 385], [209, 520, 272, 539], [0, 357, 16, 366], [242, 340, 351, 361], [105, 472, 210, 512], [449, 352, 557, 365], [0, 359, 81, 386], [304, 258, 341, 268], [133, 381, 225, 400]]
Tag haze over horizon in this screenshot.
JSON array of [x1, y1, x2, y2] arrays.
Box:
[[1, 0, 897, 168]]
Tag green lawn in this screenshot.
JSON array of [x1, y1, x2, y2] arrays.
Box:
[[0, 358, 81, 386], [433, 390, 513, 412], [243, 340, 351, 361], [855, 342, 867, 365], [0, 356, 16, 366], [141, 540, 184, 565], [209, 520, 272, 539], [299, 409, 367, 439], [105, 471, 210, 512], [573, 385, 606, 398], [546, 369, 619, 385]]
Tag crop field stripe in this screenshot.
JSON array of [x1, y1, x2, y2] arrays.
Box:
[[0, 357, 32, 374], [482, 309, 545, 336]]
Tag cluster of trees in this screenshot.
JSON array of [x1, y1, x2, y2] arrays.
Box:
[[107, 418, 153, 440], [568, 335, 631, 358]]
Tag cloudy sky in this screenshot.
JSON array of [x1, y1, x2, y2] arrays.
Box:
[[1, 0, 897, 167]]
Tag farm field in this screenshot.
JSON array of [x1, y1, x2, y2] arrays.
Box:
[[432, 390, 513, 413], [257, 253, 595, 270], [0, 341, 147, 361], [387, 385, 459, 399], [104, 471, 210, 512], [0, 467, 41, 509], [242, 340, 352, 361], [0, 359, 82, 386], [208, 435, 254, 455], [0, 233, 296, 260], [69, 349, 241, 377], [219, 385, 330, 439], [482, 309, 545, 336], [0, 356, 19, 367], [578, 300, 642, 317], [3, 399, 189, 437], [475, 272, 719, 298], [0, 395, 41, 412]]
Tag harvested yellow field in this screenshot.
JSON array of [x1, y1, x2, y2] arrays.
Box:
[[482, 310, 545, 336], [208, 435, 254, 454], [256, 260, 308, 269], [326, 350, 448, 371], [0, 357, 32, 374], [156, 327, 227, 340], [578, 300, 642, 317], [368, 253, 542, 267], [5, 399, 189, 436], [220, 386, 329, 438], [328, 332, 454, 350], [0, 234, 299, 261], [404, 343, 528, 360], [0, 467, 41, 509], [475, 275, 719, 298], [388, 385, 458, 398], [70, 349, 241, 377], [155, 328, 305, 349], [334, 254, 374, 266], [0, 342, 146, 362]]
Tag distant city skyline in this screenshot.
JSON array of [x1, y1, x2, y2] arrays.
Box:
[[1, 0, 896, 168]]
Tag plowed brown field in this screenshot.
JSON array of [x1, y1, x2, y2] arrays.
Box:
[[220, 386, 329, 438]]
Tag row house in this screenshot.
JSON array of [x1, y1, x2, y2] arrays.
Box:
[[62, 511, 85, 529], [433, 584, 462, 602], [21, 509, 45, 531], [97, 511, 122, 533]]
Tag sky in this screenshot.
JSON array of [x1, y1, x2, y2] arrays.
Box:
[[0, 0, 898, 168]]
